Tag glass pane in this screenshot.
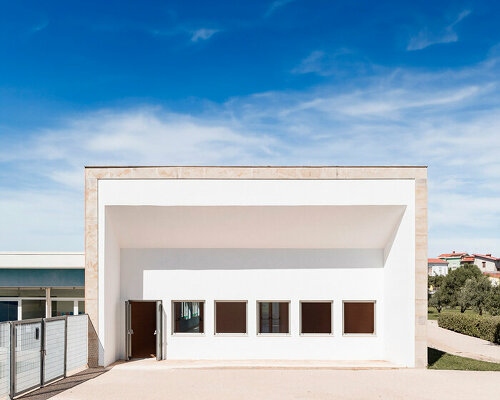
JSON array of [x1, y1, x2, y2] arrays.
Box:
[[301, 302, 332, 334], [258, 302, 289, 333], [173, 302, 204, 333], [22, 300, 45, 319], [215, 302, 246, 334], [78, 301, 85, 314], [50, 288, 84, 298], [344, 302, 375, 334], [0, 288, 46, 297], [0, 300, 18, 322], [52, 301, 74, 317]]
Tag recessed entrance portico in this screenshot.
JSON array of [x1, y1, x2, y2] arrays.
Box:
[[85, 167, 427, 368]]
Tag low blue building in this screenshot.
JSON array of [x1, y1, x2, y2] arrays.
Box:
[[0, 252, 84, 321]]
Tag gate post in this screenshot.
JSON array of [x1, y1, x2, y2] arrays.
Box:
[[9, 322, 15, 399], [40, 318, 45, 387]]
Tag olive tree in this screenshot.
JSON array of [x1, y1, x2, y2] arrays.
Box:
[[486, 285, 500, 316]]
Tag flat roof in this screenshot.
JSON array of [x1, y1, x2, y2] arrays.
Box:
[[0, 252, 84, 255], [85, 165, 428, 168]]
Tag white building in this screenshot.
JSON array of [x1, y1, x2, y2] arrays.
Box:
[[0, 252, 85, 321], [84, 166, 428, 368], [473, 254, 500, 274], [428, 258, 449, 276]]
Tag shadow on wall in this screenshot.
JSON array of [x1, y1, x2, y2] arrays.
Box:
[[120, 248, 385, 271]]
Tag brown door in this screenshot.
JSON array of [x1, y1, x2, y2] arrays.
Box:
[[130, 301, 157, 358]]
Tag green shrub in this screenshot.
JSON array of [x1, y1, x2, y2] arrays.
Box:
[[438, 313, 500, 344]]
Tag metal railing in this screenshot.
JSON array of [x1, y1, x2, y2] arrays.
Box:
[[0, 314, 88, 399]]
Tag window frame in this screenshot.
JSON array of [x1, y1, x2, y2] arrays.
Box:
[[256, 300, 291, 336], [214, 300, 248, 336], [299, 300, 334, 336], [171, 300, 206, 336], [342, 300, 377, 337]]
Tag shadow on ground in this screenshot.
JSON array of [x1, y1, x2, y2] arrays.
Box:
[[19, 368, 106, 400], [427, 347, 445, 366]]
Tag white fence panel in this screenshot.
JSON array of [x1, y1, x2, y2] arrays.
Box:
[[14, 322, 42, 394], [44, 319, 65, 382], [0, 323, 10, 399], [66, 315, 87, 372]]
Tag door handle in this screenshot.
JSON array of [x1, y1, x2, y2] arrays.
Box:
[[128, 329, 134, 335], [154, 330, 157, 335]]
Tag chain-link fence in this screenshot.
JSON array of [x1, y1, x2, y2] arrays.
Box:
[[0, 314, 88, 400]]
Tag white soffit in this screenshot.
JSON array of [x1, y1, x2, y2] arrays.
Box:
[[107, 205, 406, 249]]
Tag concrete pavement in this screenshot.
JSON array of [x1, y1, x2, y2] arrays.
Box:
[[428, 320, 500, 363], [49, 361, 499, 400]]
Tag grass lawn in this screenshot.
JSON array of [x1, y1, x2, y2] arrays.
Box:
[[428, 306, 481, 321], [428, 348, 500, 371]]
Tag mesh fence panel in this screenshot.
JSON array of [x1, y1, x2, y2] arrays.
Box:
[[15, 322, 42, 394], [44, 319, 65, 382], [0, 323, 10, 399], [66, 315, 87, 372]]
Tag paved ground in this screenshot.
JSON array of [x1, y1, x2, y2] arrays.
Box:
[[47, 360, 499, 400], [427, 320, 500, 363], [19, 369, 106, 400], [23, 322, 500, 400]]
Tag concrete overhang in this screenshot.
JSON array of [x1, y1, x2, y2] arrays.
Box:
[[107, 205, 406, 249]]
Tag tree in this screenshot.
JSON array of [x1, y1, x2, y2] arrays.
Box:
[[428, 275, 445, 290], [486, 285, 500, 316], [458, 276, 491, 315], [440, 264, 483, 309], [429, 288, 445, 313], [456, 283, 471, 313]]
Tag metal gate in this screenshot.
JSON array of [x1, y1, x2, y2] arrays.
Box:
[[0, 314, 88, 399], [43, 317, 66, 384], [0, 322, 10, 399], [12, 319, 43, 397]]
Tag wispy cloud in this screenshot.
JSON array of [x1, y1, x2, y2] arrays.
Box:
[[31, 20, 49, 34], [2, 56, 500, 254], [264, 0, 296, 18], [291, 48, 371, 76], [407, 9, 471, 51], [190, 28, 219, 42]]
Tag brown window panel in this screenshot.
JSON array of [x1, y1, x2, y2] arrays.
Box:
[[301, 302, 332, 334], [343, 302, 375, 334], [215, 301, 247, 334]]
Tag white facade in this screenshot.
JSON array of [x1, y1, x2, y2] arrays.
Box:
[[428, 263, 448, 276], [96, 178, 417, 367], [0, 252, 84, 269], [474, 255, 500, 274]]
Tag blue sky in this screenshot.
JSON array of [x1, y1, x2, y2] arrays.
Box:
[[1, 0, 500, 257]]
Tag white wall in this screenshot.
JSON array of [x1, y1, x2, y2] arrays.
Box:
[[0, 252, 84, 268], [97, 179, 415, 366], [119, 248, 385, 361], [477, 258, 500, 273], [383, 185, 415, 366], [102, 212, 121, 366]]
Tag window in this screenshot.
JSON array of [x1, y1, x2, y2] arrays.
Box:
[[215, 301, 247, 334], [52, 301, 74, 317], [0, 301, 18, 322], [78, 301, 85, 314], [50, 288, 84, 298], [343, 301, 375, 335], [0, 288, 46, 297], [173, 301, 204, 334], [300, 301, 332, 334], [258, 302, 289, 334], [22, 300, 45, 319], [483, 262, 486, 269]]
